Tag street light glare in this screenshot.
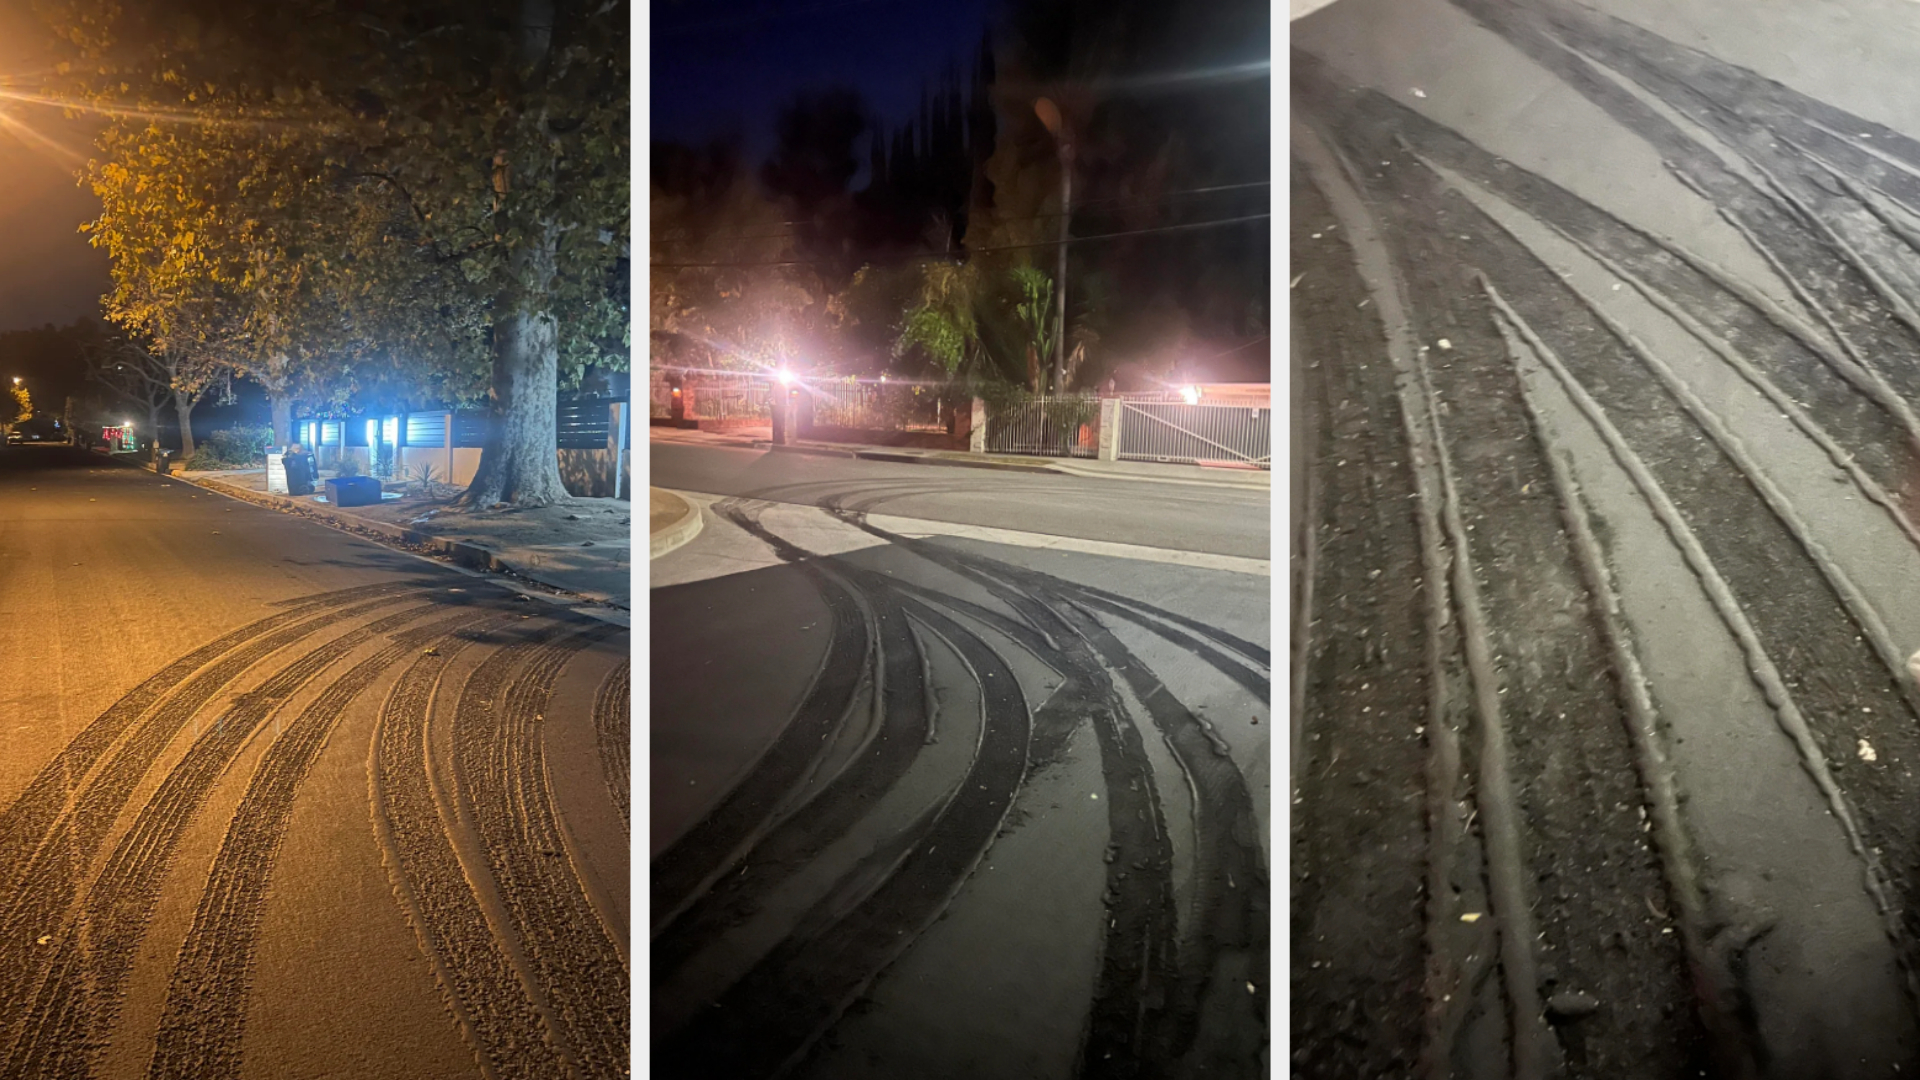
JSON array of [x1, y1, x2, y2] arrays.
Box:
[[1180, 386, 1201, 405], [775, 369, 794, 386]]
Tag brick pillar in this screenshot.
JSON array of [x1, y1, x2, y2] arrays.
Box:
[[1098, 398, 1121, 461]]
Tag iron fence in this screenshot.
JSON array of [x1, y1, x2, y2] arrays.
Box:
[[694, 378, 773, 422], [805, 381, 955, 433], [984, 395, 1102, 458], [1117, 400, 1271, 468]]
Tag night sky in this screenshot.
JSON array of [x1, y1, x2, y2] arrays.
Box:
[[0, 3, 109, 334], [651, 0, 998, 174]]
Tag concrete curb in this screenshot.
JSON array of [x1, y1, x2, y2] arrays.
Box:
[[742, 438, 1270, 487], [755, 440, 1064, 473], [649, 488, 705, 559], [860, 450, 1061, 474], [170, 471, 628, 613], [1048, 461, 1272, 491]]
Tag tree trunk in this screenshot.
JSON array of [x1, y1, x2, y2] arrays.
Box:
[[174, 391, 197, 459], [465, 217, 566, 507], [464, 299, 566, 505], [461, 0, 566, 508], [269, 395, 292, 449]]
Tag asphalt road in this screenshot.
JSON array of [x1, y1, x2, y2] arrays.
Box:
[[649, 443, 1273, 1079], [649, 441, 1271, 560], [1295, 0, 1920, 1074], [0, 446, 629, 1080]]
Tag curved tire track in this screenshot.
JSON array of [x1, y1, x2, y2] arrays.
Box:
[[145, 603, 523, 1080], [593, 661, 631, 834], [4, 597, 451, 1080], [456, 623, 628, 1079], [370, 616, 579, 1080]]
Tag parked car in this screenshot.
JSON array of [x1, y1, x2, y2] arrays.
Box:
[[4, 431, 21, 445]]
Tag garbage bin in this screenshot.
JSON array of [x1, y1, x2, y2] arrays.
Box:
[[286, 453, 315, 496], [324, 476, 383, 507]]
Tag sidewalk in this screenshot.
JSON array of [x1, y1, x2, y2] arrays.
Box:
[[175, 466, 632, 609], [650, 426, 1271, 491]]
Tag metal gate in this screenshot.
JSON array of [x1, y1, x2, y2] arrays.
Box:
[[1117, 400, 1271, 468], [984, 395, 1101, 458]]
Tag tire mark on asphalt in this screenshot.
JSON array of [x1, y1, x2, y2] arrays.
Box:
[[1499, 233, 1920, 726], [1052, 596, 1268, 1078], [0, 582, 413, 905], [650, 503, 871, 935], [649, 565, 929, 988], [1312, 49, 1920, 1020], [1409, 301, 1553, 1080], [0, 589, 422, 1056], [1317, 98, 1713, 1075], [653, 595, 1031, 1080], [1483, 282, 1917, 1005], [458, 622, 628, 1080], [1452, 0, 1920, 408], [593, 662, 631, 834], [1293, 125, 1488, 1076], [1298, 57, 1920, 479], [1529, 216, 1920, 555], [146, 603, 522, 1080], [1490, 298, 1760, 1078], [371, 617, 574, 1080], [821, 516, 1234, 1078], [4, 598, 450, 1079]]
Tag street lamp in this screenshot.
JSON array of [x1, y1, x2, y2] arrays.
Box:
[[1035, 97, 1073, 396]]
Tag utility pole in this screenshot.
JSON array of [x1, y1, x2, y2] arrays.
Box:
[[1036, 98, 1072, 395]]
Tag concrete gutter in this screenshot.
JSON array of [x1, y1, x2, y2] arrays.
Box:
[[649, 487, 704, 559], [141, 461, 628, 619]]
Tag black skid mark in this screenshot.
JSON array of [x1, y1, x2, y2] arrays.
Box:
[[650, 562, 931, 987], [653, 595, 1032, 1080], [694, 498, 1192, 1079], [826, 512, 1266, 1076], [650, 501, 872, 934]]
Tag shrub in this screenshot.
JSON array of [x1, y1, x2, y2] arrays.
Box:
[[192, 425, 273, 469]]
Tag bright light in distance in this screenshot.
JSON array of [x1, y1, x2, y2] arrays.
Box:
[[124, 420, 134, 428], [879, 374, 889, 383], [1180, 386, 1201, 405], [775, 369, 794, 385]]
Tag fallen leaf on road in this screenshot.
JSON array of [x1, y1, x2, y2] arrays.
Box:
[[1860, 738, 1878, 763], [422, 647, 439, 656], [1460, 912, 1482, 923], [36, 935, 49, 945]]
